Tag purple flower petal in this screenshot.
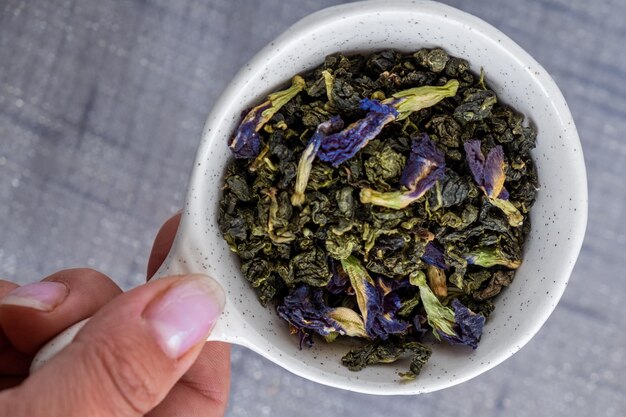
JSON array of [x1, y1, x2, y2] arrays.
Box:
[[464, 140, 509, 199], [362, 279, 384, 335], [318, 99, 398, 167], [400, 133, 446, 189], [368, 278, 411, 340], [228, 104, 268, 159], [422, 241, 448, 269], [464, 140, 522, 226], [277, 285, 366, 347], [292, 116, 344, 206], [498, 188, 510, 200], [437, 299, 485, 349], [326, 259, 351, 295], [370, 313, 411, 339], [412, 315, 429, 339], [360, 134, 445, 209], [276, 286, 328, 329], [483, 145, 506, 198], [229, 76, 305, 159], [341, 257, 409, 340], [463, 140, 485, 186]]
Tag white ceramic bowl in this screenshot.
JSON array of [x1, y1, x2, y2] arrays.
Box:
[[155, 0, 587, 394]]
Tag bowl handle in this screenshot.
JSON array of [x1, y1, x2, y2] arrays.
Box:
[[30, 318, 90, 372], [31, 226, 246, 373], [152, 238, 250, 347]]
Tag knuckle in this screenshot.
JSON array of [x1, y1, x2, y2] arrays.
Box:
[[46, 268, 111, 285], [47, 268, 121, 302], [80, 334, 161, 415], [68, 268, 111, 282]]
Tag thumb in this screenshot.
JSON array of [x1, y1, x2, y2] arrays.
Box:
[[2, 274, 225, 417]]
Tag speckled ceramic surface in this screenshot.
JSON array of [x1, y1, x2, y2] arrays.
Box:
[[37, 0, 586, 395]]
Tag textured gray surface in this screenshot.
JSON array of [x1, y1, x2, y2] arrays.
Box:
[[0, 0, 623, 416]]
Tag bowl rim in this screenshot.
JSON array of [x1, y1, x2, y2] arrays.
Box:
[[179, 0, 588, 394]]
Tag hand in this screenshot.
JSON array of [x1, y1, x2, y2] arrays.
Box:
[[0, 213, 230, 416]]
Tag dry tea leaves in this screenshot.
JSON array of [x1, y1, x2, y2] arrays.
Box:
[[219, 48, 538, 379]]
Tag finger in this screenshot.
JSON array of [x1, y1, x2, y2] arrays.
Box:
[[0, 377, 24, 391], [0, 335, 31, 376], [0, 281, 30, 376], [0, 274, 225, 417], [0, 269, 122, 354], [147, 342, 231, 417], [147, 213, 181, 279], [0, 280, 19, 350], [0, 280, 19, 298]]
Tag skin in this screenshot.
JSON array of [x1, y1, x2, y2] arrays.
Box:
[[0, 213, 230, 417]]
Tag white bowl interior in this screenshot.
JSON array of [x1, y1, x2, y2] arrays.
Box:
[[157, 0, 587, 394]]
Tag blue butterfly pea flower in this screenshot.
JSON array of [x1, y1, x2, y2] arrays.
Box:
[[437, 299, 485, 349], [360, 133, 446, 209], [229, 76, 305, 159], [317, 99, 398, 167], [464, 140, 523, 226], [276, 285, 367, 348]]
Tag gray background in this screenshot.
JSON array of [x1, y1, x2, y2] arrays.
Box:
[[0, 0, 623, 416]]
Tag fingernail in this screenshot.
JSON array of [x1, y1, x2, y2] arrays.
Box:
[[1, 281, 69, 312], [143, 275, 225, 359]]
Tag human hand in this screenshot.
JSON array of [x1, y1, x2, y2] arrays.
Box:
[[0, 213, 230, 416]]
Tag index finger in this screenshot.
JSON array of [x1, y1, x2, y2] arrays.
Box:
[[0, 269, 122, 354], [147, 213, 182, 280], [0, 280, 30, 376]]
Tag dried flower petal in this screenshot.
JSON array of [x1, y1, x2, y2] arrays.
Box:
[[421, 241, 448, 269], [360, 134, 445, 209], [464, 140, 485, 186], [409, 271, 456, 337], [489, 197, 523, 227], [483, 145, 506, 198], [317, 80, 457, 167], [291, 116, 344, 206], [341, 256, 409, 339], [464, 140, 507, 198], [387, 79, 459, 120], [401, 133, 446, 188], [463, 139, 523, 226], [437, 299, 485, 349], [317, 99, 398, 167], [370, 277, 411, 339], [465, 246, 521, 269], [229, 76, 305, 158], [340, 256, 376, 327], [276, 285, 368, 347], [327, 307, 368, 338], [326, 259, 351, 295]]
